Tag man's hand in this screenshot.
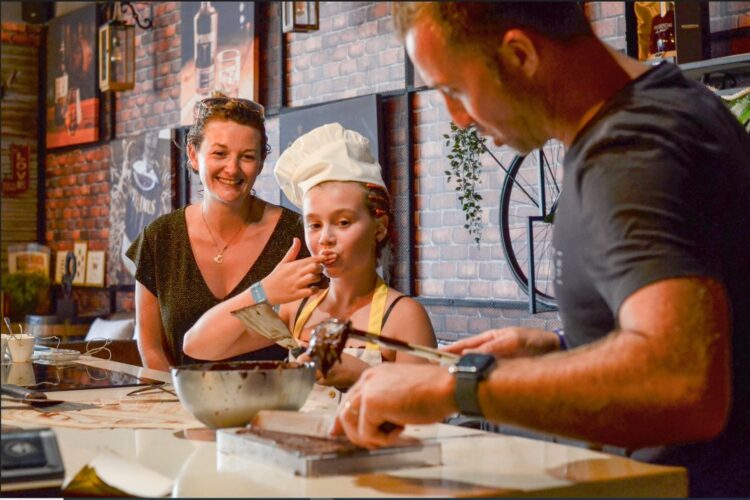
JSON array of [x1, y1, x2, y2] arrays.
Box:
[[441, 327, 561, 358], [261, 238, 327, 305], [330, 363, 457, 448]]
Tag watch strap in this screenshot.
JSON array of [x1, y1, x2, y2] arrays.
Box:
[[250, 282, 280, 313], [454, 372, 484, 417], [451, 353, 496, 417]]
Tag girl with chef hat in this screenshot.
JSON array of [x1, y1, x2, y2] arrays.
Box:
[[276, 123, 437, 390]]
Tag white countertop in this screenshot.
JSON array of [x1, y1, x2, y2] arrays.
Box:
[[1, 356, 687, 497]]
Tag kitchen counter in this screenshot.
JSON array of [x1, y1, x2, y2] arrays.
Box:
[[1, 356, 687, 497]]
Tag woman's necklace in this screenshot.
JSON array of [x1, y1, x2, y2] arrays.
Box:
[[200, 203, 250, 264]]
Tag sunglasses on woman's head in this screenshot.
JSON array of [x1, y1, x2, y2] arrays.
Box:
[[194, 96, 265, 119]]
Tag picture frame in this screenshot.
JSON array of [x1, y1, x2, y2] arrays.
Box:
[[72, 241, 88, 286], [85, 251, 106, 287], [54, 251, 68, 284], [7, 245, 50, 275], [179, 2, 258, 126], [625, 2, 709, 64], [107, 128, 173, 286], [45, 4, 100, 149]]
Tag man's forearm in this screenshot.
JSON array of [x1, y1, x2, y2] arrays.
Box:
[[478, 327, 729, 448]]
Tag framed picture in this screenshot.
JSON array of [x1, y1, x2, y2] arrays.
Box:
[[7, 245, 50, 275], [179, 2, 258, 125], [85, 251, 106, 287], [45, 4, 99, 149], [108, 128, 173, 285], [54, 251, 68, 284], [625, 2, 708, 64], [73, 241, 88, 286]]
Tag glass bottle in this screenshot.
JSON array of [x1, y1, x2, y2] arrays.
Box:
[[54, 39, 68, 127], [194, 1, 218, 96]]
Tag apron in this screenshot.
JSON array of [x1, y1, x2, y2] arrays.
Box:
[[293, 277, 388, 408]]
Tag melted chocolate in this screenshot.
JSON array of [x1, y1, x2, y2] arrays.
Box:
[[239, 427, 360, 455], [306, 319, 350, 377]]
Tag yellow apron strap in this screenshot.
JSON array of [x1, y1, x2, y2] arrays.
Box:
[[292, 289, 329, 340], [293, 277, 388, 351], [365, 277, 388, 350]]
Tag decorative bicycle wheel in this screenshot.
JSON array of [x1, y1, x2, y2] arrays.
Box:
[[498, 140, 565, 309]]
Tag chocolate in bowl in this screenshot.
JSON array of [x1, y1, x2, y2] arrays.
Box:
[[171, 360, 315, 428]]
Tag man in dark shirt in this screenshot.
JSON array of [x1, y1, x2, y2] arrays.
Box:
[[332, 3, 749, 496]]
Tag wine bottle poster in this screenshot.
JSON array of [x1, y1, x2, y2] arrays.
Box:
[[45, 4, 99, 149], [108, 129, 173, 285], [180, 2, 258, 126]]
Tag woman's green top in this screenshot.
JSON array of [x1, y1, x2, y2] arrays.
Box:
[[126, 205, 307, 366]]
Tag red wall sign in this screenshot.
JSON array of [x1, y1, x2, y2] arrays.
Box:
[[2, 144, 30, 196]]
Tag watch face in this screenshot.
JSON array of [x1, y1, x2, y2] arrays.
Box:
[[455, 353, 496, 372]]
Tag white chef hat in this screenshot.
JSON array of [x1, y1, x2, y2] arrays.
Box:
[[274, 123, 387, 208]]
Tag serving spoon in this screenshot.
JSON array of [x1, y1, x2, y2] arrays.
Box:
[[308, 318, 458, 370]]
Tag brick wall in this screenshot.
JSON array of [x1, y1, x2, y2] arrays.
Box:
[[19, 2, 750, 340], [710, 1, 750, 31], [284, 2, 404, 107], [585, 1, 627, 51], [116, 2, 181, 136], [709, 1, 750, 57], [45, 147, 111, 315], [43, 2, 183, 317]]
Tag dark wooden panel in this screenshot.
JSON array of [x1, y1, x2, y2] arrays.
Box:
[[1, 38, 40, 276]]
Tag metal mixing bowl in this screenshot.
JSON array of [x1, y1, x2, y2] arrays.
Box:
[[171, 360, 315, 428]]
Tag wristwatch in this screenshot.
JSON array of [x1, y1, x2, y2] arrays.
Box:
[[448, 353, 496, 417]]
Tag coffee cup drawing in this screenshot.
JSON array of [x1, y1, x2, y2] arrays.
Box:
[[7, 335, 35, 363]]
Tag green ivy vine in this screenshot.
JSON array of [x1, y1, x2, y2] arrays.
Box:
[[444, 122, 486, 246]]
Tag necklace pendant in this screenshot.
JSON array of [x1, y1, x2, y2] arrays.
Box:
[[214, 254, 224, 264]]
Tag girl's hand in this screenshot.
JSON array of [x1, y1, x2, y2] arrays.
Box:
[[313, 352, 371, 388], [261, 238, 327, 305]]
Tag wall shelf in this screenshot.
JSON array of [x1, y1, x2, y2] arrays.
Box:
[[679, 52, 750, 80]]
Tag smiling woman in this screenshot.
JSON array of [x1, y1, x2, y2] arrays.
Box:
[[125, 93, 322, 369]]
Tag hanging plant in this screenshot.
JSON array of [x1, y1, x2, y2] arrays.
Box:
[[443, 122, 485, 246]]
